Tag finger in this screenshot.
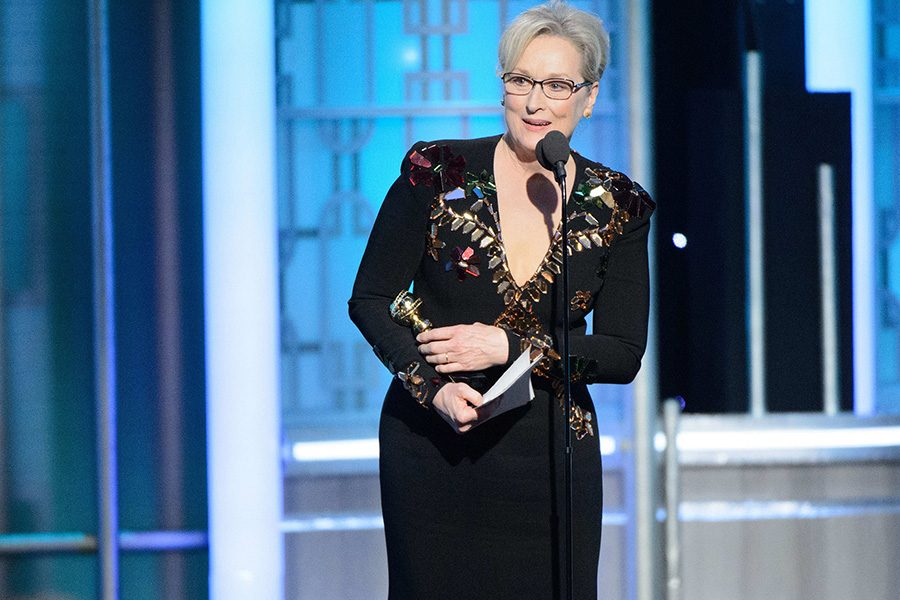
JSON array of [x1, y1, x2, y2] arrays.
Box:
[[434, 358, 457, 373], [439, 404, 469, 434], [447, 388, 479, 413], [415, 326, 457, 343], [459, 405, 480, 423], [457, 407, 481, 433], [417, 342, 445, 358], [457, 388, 484, 408], [426, 350, 453, 367], [436, 361, 471, 375]]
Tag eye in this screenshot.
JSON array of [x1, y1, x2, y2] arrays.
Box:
[[545, 80, 572, 93], [506, 74, 531, 86]]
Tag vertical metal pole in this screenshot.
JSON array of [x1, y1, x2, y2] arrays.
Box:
[[627, 1, 661, 599], [559, 174, 574, 600], [818, 164, 840, 415], [88, 0, 119, 598], [0, 147, 8, 600], [151, 1, 187, 597], [745, 49, 766, 417], [662, 399, 682, 600]]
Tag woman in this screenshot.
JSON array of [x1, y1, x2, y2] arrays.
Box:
[[348, 2, 654, 598]]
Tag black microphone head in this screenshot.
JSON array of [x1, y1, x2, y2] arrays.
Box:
[[535, 130, 570, 181]]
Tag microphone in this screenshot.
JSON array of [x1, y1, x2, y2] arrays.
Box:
[[535, 130, 570, 184]]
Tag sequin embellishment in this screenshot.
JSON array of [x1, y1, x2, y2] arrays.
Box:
[[408, 146, 652, 437], [575, 167, 656, 219], [446, 246, 480, 280], [398, 362, 430, 408], [408, 145, 466, 192], [571, 290, 592, 312]]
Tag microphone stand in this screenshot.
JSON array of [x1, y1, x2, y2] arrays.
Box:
[[538, 131, 576, 599], [553, 165, 574, 600]]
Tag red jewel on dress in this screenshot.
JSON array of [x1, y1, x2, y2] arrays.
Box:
[[445, 246, 480, 280]]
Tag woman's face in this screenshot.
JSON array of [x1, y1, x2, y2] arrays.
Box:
[[502, 35, 598, 160]]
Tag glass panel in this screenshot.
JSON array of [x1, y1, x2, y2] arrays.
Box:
[[120, 552, 209, 600], [106, 0, 209, 553], [0, 556, 97, 600], [0, 0, 98, 543], [874, 0, 900, 413], [2, 2, 209, 597]]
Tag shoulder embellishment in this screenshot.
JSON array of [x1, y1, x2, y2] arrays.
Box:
[[408, 144, 466, 193], [575, 167, 656, 220]]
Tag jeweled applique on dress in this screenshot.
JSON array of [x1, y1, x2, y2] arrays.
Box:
[[405, 143, 655, 439]]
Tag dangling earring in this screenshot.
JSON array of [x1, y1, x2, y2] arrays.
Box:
[[583, 109, 592, 119], [501, 98, 505, 106]]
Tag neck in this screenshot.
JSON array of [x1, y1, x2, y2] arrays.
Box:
[[499, 134, 575, 185], [499, 134, 548, 177]]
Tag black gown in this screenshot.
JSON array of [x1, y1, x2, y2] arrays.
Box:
[[349, 134, 654, 600]]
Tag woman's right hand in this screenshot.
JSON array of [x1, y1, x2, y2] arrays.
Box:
[[432, 382, 484, 434]]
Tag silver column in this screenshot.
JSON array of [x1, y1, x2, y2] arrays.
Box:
[[663, 399, 682, 600], [745, 49, 766, 417], [818, 164, 840, 415], [627, 0, 661, 599], [88, 0, 119, 598]]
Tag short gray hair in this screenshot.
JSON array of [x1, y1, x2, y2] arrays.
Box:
[[498, 0, 611, 82]]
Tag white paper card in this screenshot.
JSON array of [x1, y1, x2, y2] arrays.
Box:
[[475, 350, 543, 423]]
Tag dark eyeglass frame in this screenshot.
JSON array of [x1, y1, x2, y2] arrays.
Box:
[[500, 72, 594, 100]]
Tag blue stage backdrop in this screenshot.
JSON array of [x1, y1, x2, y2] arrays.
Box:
[[276, 0, 639, 442]]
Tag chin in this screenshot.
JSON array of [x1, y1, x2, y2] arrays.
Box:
[[507, 132, 541, 159], [524, 127, 566, 146]]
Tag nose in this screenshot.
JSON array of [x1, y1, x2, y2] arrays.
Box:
[[525, 83, 545, 112]]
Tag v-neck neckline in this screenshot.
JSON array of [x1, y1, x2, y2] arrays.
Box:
[[486, 137, 582, 291], [493, 197, 562, 290]]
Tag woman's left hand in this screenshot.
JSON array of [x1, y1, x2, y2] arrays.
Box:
[[417, 323, 509, 373]]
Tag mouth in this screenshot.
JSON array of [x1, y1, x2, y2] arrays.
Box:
[[522, 117, 551, 130]]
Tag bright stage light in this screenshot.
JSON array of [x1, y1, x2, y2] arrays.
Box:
[[291, 434, 619, 462], [292, 438, 380, 462], [655, 425, 900, 452]]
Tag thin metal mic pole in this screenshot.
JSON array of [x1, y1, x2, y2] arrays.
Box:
[[558, 173, 574, 600], [538, 131, 575, 599], [88, 0, 120, 597]]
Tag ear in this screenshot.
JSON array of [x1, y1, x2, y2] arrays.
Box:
[[584, 81, 599, 113]]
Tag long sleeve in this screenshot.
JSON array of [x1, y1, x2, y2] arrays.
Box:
[[567, 211, 651, 384], [348, 146, 446, 406]]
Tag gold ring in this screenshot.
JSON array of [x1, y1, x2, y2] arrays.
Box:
[[444, 353, 450, 364]]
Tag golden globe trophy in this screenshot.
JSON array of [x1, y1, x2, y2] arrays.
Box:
[[389, 290, 432, 334]]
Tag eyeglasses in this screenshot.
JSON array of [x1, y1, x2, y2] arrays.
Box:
[[501, 72, 593, 100]]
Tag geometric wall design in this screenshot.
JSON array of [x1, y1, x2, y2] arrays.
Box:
[[276, 0, 634, 438]]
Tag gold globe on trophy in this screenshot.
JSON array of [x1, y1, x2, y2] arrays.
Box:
[[389, 290, 432, 334]]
